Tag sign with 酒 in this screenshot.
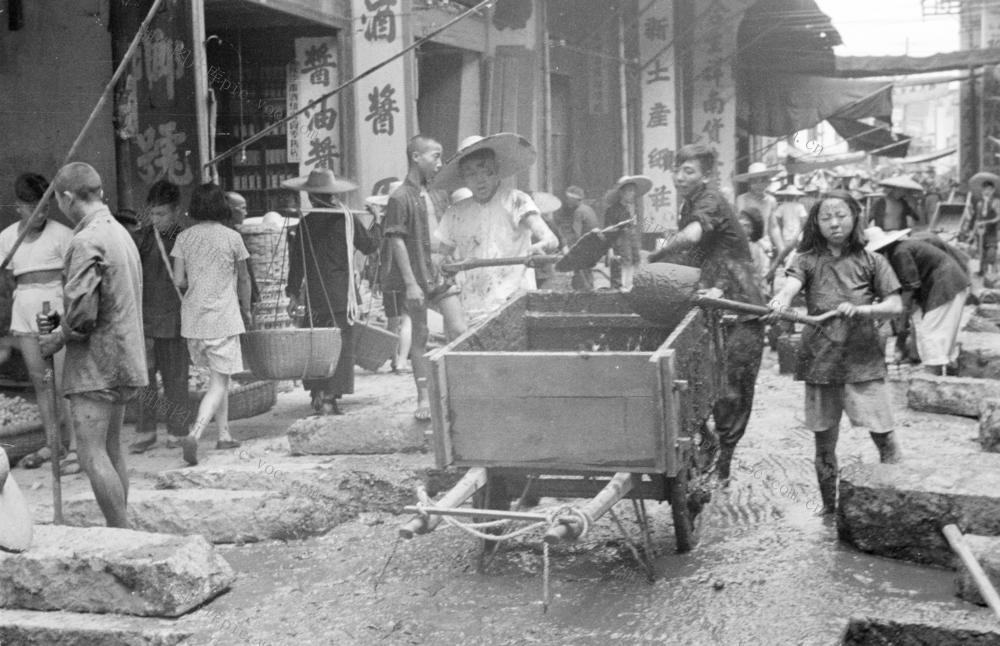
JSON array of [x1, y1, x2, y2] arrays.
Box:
[[351, 0, 408, 198]]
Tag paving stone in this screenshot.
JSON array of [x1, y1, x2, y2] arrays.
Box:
[[154, 453, 422, 515], [981, 399, 1000, 453], [0, 525, 233, 617], [842, 615, 1000, 645], [0, 609, 191, 645], [955, 534, 1000, 608], [56, 488, 347, 544], [287, 409, 427, 455], [907, 374, 1000, 418], [957, 332, 1000, 379], [838, 455, 1000, 567]]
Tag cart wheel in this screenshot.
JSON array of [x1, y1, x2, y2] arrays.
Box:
[[670, 450, 708, 553]]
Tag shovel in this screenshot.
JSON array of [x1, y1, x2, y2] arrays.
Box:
[[39, 301, 63, 525], [439, 220, 635, 275]]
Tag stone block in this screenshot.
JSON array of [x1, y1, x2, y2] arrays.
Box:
[[838, 455, 1000, 567], [978, 304, 1000, 323], [287, 410, 427, 455], [907, 374, 1000, 418], [0, 609, 191, 645], [955, 534, 1000, 607], [957, 332, 1000, 379], [981, 399, 1000, 453], [0, 525, 233, 617], [842, 616, 1000, 645], [155, 454, 421, 515], [57, 488, 346, 544]]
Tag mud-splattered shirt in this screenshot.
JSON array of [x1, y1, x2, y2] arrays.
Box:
[[61, 207, 148, 396], [787, 248, 900, 384]]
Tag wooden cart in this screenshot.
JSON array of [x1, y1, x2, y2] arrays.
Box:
[[399, 290, 723, 554]]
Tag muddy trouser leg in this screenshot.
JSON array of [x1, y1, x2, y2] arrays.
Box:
[[814, 427, 839, 513], [713, 321, 765, 480], [136, 337, 158, 436], [159, 337, 191, 437], [609, 256, 622, 288]]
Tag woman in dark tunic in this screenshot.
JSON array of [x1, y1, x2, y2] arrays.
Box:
[[284, 169, 381, 415]]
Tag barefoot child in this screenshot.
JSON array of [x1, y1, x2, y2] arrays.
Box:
[[171, 183, 250, 465], [766, 190, 904, 515]]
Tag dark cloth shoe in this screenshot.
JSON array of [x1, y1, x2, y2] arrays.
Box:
[[215, 439, 241, 450], [128, 434, 157, 454]]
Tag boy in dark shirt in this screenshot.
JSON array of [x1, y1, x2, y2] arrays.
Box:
[[129, 180, 190, 453]]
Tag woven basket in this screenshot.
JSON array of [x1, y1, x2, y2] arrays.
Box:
[[354, 322, 399, 371], [186, 379, 277, 420], [0, 421, 46, 465], [242, 327, 341, 380]]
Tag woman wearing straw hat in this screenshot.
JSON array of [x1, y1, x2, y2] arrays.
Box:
[[872, 175, 924, 231], [865, 226, 970, 375], [282, 168, 382, 415], [604, 174, 652, 289], [432, 133, 558, 318]]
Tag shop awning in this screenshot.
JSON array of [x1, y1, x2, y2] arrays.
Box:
[[836, 48, 1000, 78], [784, 148, 867, 175], [898, 147, 957, 165], [738, 73, 893, 137], [827, 117, 911, 158]]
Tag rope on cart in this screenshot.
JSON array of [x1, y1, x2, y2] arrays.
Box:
[[414, 488, 592, 612]]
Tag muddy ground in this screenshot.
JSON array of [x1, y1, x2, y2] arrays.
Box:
[[12, 344, 996, 645]]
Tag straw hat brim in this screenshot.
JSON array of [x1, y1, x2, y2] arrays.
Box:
[[734, 167, 780, 182], [0, 451, 33, 552], [970, 172, 1000, 194], [365, 195, 391, 208], [281, 173, 359, 194], [877, 176, 923, 192], [615, 175, 653, 197], [531, 191, 562, 214], [432, 133, 537, 192], [773, 187, 805, 197], [865, 227, 911, 252]]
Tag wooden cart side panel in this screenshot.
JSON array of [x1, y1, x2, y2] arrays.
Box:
[[444, 352, 654, 399], [444, 353, 662, 471], [428, 354, 452, 469], [526, 290, 637, 314], [663, 308, 719, 437]]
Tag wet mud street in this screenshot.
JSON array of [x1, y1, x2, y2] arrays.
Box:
[[168, 352, 992, 646]]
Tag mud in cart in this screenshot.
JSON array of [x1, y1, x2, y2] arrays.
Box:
[[399, 290, 727, 583]]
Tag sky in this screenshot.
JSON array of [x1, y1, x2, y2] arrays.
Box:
[[814, 0, 960, 57]]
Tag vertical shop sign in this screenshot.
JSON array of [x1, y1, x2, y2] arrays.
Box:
[[638, 1, 676, 230], [690, 0, 739, 193], [287, 63, 301, 163], [115, 0, 199, 205], [588, 31, 612, 116], [352, 0, 407, 198], [294, 36, 342, 176]]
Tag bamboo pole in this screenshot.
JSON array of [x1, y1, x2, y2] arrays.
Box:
[[943, 524, 1000, 621], [398, 467, 487, 539], [0, 0, 167, 271], [544, 472, 634, 544]]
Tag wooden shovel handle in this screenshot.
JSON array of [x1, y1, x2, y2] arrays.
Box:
[[441, 255, 561, 273]]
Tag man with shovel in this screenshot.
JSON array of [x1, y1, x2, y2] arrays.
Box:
[[648, 144, 766, 484]]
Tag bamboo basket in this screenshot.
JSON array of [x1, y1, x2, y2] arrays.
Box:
[[354, 322, 399, 371], [242, 327, 341, 380], [0, 421, 46, 465]]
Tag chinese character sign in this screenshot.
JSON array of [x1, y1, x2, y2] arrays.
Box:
[[691, 0, 742, 194], [287, 63, 301, 163], [352, 0, 407, 206], [638, 1, 676, 231], [294, 37, 342, 176]]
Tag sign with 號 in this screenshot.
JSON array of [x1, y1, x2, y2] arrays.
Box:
[[638, 2, 677, 231]]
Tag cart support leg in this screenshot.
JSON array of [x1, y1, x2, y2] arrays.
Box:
[[543, 472, 634, 544], [399, 467, 487, 539]]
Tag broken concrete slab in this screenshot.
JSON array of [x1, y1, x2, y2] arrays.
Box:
[[955, 534, 1000, 607], [838, 455, 1000, 567], [287, 410, 428, 455], [56, 488, 347, 544], [0, 609, 191, 646], [957, 332, 1000, 380], [907, 374, 1000, 418], [981, 400, 1000, 453], [842, 615, 1000, 645], [0, 525, 232, 617]]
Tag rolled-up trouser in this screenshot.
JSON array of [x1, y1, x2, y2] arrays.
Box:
[[912, 288, 969, 367], [137, 337, 191, 437]]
